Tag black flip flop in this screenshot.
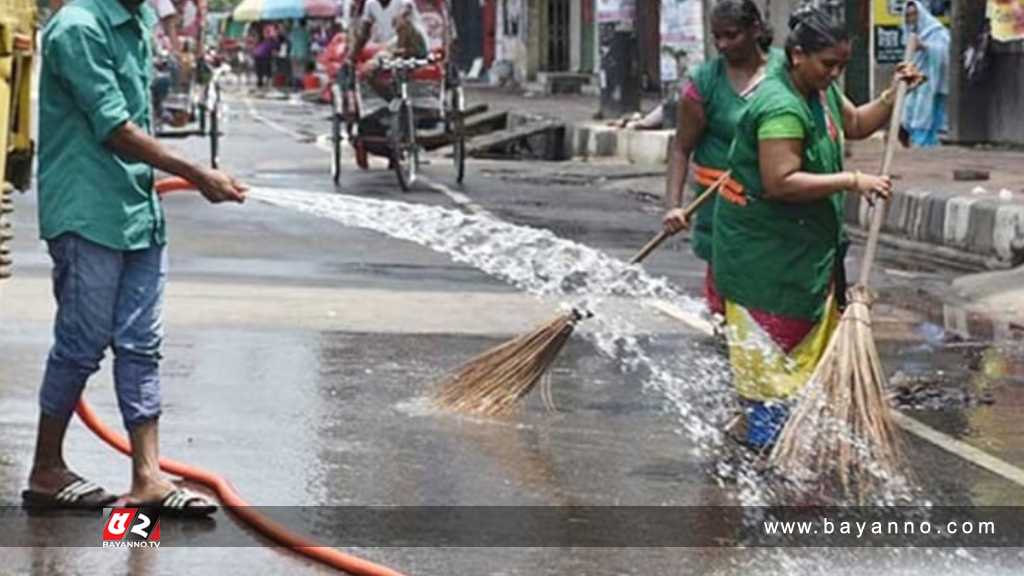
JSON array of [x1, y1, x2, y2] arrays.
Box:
[[122, 488, 218, 518], [22, 477, 117, 510]]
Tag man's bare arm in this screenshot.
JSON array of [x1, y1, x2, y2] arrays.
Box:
[[106, 121, 247, 204]]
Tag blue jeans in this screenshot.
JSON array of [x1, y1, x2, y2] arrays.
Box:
[[39, 233, 166, 429]]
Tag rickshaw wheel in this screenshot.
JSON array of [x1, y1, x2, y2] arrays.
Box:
[[391, 100, 417, 192], [330, 85, 346, 185], [210, 102, 219, 169], [331, 111, 343, 185], [453, 135, 466, 184], [451, 86, 466, 184], [344, 90, 367, 170], [198, 102, 208, 134]]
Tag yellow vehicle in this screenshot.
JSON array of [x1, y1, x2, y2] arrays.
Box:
[[0, 0, 37, 280]]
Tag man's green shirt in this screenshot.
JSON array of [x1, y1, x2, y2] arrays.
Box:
[[38, 0, 165, 250]]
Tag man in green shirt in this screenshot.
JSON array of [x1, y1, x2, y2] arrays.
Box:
[[24, 0, 246, 514]]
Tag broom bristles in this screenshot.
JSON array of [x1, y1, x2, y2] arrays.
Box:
[[433, 311, 581, 416], [770, 287, 903, 498]]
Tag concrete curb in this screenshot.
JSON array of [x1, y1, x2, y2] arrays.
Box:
[[568, 122, 673, 166], [845, 189, 1024, 270]]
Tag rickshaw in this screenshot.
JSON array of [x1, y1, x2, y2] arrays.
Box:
[[327, 0, 466, 191], [154, 53, 229, 168], [152, 0, 228, 169]]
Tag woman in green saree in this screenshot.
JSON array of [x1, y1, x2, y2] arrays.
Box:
[[712, 4, 923, 450]]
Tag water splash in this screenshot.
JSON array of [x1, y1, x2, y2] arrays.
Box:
[[251, 187, 1001, 574], [251, 188, 736, 462]]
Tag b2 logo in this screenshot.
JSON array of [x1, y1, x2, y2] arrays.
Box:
[[103, 507, 161, 543]]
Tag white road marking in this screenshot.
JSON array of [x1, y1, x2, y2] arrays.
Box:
[[241, 94, 1024, 489], [647, 300, 716, 335], [891, 411, 1024, 487], [243, 95, 307, 140], [423, 180, 489, 216]]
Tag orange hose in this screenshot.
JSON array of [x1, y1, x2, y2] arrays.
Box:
[[75, 402, 406, 576], [72, 176, 408, 576], [155, 176, 195, 195]]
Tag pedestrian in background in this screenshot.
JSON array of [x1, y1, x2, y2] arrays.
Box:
[[901, 0, 950, 148], [274, 23, 291, 88], [664, 0, 783, 322], [289, 18, 311, 89], [311, 21, 329, 59], [149, 0, 179, 129], [252, 25, 275, 88], [243, 23, 258, 85], [149, 0, 179, 54], [25, 0, 247, 514], [712, 5, 922, 450]]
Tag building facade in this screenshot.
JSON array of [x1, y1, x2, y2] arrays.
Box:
[[950, 0, 1024, 145], [488, 0, 598, 86], [469, 0, 1022, 145]]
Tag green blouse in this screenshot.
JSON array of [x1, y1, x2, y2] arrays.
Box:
[[712, 66, 848, 321], [686, 48, 784, 262]]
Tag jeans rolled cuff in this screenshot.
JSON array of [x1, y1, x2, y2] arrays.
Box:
[[123, 410, 162, 431]]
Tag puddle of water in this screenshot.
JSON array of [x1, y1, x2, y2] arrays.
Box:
[[394, 395, 438, 418], [250, 187, 1000, 574], [252, 172, 298, 180]]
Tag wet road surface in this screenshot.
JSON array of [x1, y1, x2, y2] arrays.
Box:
[[3, 92, 1024, 575]]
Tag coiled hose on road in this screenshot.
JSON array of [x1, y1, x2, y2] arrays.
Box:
[[74, 176, 407, 576]]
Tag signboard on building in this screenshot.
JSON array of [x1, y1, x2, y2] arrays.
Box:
[[873, 0, 951, 64], [989, 0, 1024, 42], [597, 0, 635, 24], [659, 0, 704, 83]]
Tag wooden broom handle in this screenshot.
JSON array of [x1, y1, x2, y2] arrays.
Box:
[[857, 39, 916, 286], [629, 170, 732, 265]]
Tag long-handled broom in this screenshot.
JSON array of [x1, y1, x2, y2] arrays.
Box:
[[769, 45, 919, 496], [434, 171, 733, 416]]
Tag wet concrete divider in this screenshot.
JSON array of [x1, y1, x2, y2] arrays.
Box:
[[568, 121, 673, 166], [568, 122, 619, 159], [845, 188, 1024, 271]]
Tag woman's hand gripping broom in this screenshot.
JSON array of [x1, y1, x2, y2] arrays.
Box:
[[433, 172, 733, 416]]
